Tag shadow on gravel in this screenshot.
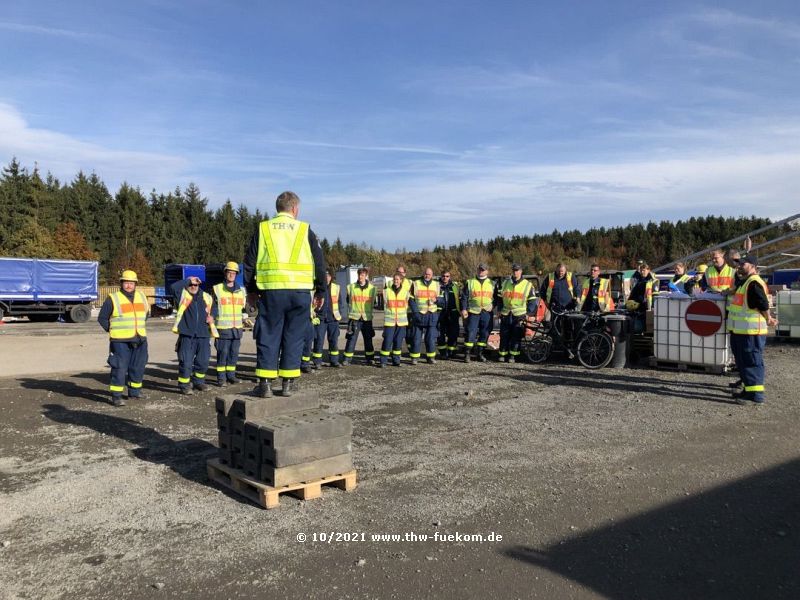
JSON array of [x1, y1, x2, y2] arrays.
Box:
[[19, 377, 109, 404], [40, 403, 218, 488], [489, 370, 737, 404], [504, 457, 800, 599]]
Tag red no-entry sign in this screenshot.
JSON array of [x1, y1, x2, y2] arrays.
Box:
[[685, 300, 724, 336]]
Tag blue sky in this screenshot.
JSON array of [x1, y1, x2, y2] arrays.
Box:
[[1, 1, 799, 248]]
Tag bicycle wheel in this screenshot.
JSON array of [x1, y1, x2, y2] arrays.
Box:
[[522, 334, 553, 363], [576, 330, 614, 369]]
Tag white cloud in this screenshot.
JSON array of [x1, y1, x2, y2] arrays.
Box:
[[0, 103, 188, 192], [0, 21, 101, 39]]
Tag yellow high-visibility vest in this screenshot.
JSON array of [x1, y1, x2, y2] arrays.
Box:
[[213, 283, 246, 330], [173, 289, 219, 338], [500, 278, 533, 317], [255, 212, 314, 290], [109, 290, 149, 340], [578, 277, 614, 312], [545, 272, 575, 304], [347, 282, 375, 320], [329, 282, 342, 321], [466, 278, 494, 314], [705, 264, 735, 293], [384, 286, 410, 327], [414, 279, 440, 314], [728, 275, 768, 335]]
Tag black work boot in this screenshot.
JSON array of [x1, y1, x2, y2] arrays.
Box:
[[281, 378, 294, 397], [477, 348, 487, 362], [255, 379, 273, 398], [110, 394, 125, 407], [464, 348, 471, 363]]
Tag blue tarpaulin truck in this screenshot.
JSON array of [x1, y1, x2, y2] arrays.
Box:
[[0, 257, 98, 322]]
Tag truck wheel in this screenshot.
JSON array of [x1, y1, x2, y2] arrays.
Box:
[[0, 306, 4, 320], [245, 302, 258, 317], [68, 304, 92, 323]]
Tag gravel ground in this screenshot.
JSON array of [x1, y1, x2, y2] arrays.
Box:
[[0, 322, 798, 599]]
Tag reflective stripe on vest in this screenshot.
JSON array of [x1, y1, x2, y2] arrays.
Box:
[[109, 290, 148, 340], [579, 277, 614, 312], [347, 282, 375, 320], [172, 289, 219, 338], [414, 279, 440, 314], [213, 283, 246, 330], [500, 278, 533, 316], [255, 213, 314, 290], [728, 275, 768, 335], [545, 272, 575, 304], [329, 282, 341, 321], [467, 278, 494, 314], [706, 264, 735, 292], [384, 286, 410, 326]]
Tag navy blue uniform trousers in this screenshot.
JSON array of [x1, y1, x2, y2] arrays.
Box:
[[381, 325, 406, 365], [302, 320, 315, 367], [465, 311, 492, 348], [411, 312, 440, 358], [499, 314, 524, 357], [254, 290, 310, 379], [438, 311, 461, 353], [177, 335, 210, 387], [108, 340, 148, 397], [730, 333, 766, 402], [215, 329, 242, 382], [313, 321, 340, 365], [343, 319, 375, 362]]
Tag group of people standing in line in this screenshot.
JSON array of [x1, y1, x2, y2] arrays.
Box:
[[98, 192, 777, 407]]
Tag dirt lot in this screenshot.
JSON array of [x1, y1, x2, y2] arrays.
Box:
[[1, 319, 799, 599]]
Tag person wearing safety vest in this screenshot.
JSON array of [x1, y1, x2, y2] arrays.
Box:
[[541, 263, 581, 312], [437, 269, 461, 360], [410, 267, 444, 364], [395, 264, 415, 354], [343, 267, 377, 366], [379, 273, 418, 367], [668, 262, 692, 294], [211, 262, 246, 387], [171, 276, 218, 395], [497, 263, 536, 363], [626, 262, 658, 334], [727, 256, 777, 405], [460, 263, 496, 363], [579, 264, 615, 312], [97, 270, 150, 407], [243, 191, 327, 398], [301, 292, 320, 374], [313, 269, 346, 368], [700, 249, 736, 293]]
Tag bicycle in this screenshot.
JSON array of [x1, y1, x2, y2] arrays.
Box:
[[519, 308, 615, 369]]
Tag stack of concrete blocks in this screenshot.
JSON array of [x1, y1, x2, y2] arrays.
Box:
[[215, 394, 353, 487]]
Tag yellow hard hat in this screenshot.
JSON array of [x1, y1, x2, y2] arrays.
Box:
[[224, 261, 240, 273], [120, 269, 138, 282], [696, 264, 708, 274], [625, 299, 640, 311]]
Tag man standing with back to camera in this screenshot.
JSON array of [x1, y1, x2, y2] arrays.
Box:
[[244, 191, 327, 398]]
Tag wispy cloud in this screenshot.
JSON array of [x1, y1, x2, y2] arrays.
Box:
[[0, 103, 188, 192], [0, 20, 100, 40], [268, 139, 461, 157]]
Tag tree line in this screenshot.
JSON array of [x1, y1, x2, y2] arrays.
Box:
[[0, 158, 791, 284]]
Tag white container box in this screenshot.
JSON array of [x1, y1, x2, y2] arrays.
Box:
[[654, 293, 729, 366], [776, 290, 800, 338]]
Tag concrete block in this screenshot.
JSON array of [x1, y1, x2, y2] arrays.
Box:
[[257, 410, 353, 449], [229, 418, 245, 438], [230, 393, 319, 421], [215, 395, 237, 417], [230, 433, 244, 454], [216, 413, 229, 433], [262, 435, 352, 468], [243, 458, 260, 479], [218, 432, 231, 450], [230, 448, 243, 470], [244, 422, 262, 463], [218, 448, 232, 465], [260, 453, 353, 487]]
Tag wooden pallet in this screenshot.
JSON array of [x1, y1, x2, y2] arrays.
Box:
[[648, 357, 728, 375], [207, 458, 357, 509]]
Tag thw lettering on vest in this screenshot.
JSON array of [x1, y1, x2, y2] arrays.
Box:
[[271, 222, 296, 230]]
